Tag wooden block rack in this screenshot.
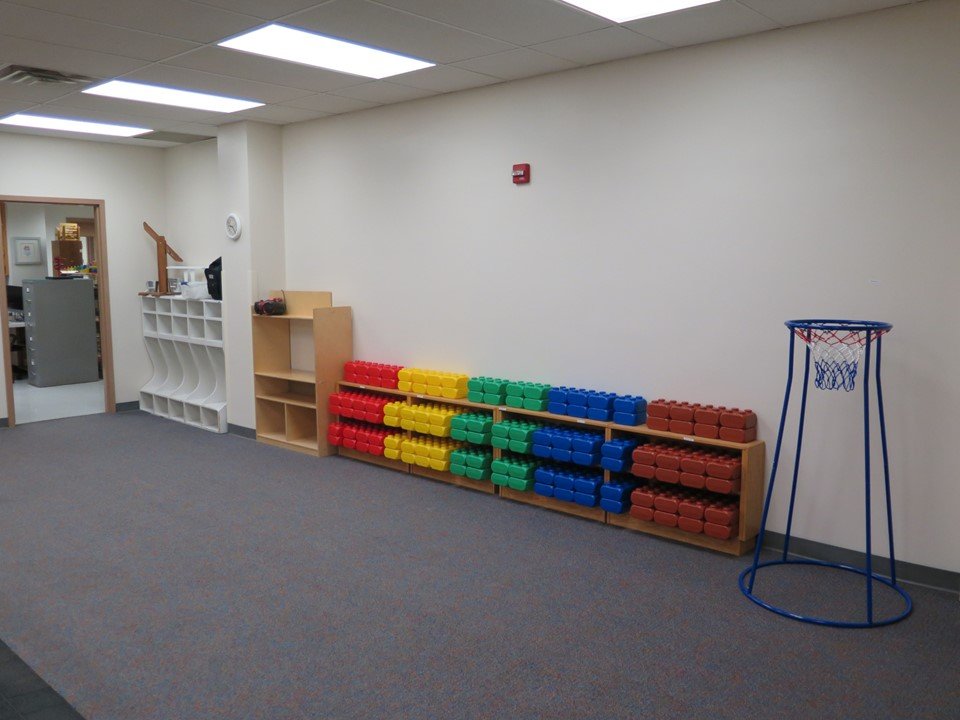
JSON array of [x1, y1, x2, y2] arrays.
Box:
[[330, 380, 765, 556]]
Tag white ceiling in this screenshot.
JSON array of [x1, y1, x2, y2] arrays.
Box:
[[0, 0, 920, 146]]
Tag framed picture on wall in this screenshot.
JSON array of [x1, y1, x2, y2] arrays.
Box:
[[14, 237, 41, 265]]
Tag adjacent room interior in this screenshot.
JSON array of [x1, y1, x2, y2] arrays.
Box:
[[0, 1, 958, 719]]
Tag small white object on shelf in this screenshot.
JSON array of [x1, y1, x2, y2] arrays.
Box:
[[139, 295, 227, 433]]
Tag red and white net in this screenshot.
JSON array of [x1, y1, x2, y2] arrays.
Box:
[[794, 327, 887, 391]]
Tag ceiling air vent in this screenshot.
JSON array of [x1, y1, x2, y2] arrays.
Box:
[[0, 65, 96, 86]]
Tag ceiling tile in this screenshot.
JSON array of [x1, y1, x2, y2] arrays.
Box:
[[165, 120, 222, 136], [452, 48, 579, 81], [188, 0, 331, 20], [0, 98, 36, 116], [0, 33, 149, 79], [164, 46, 367, 93], [232, 104, 330, 124], [738, 0, 911, 27], [0, 76, 82, 104], [531, 26, 671, 65], [390, 64, 501, 93], [127, 64, 313, 104], [284, 0, 514, 63], [284, 93, 380, 114], [623, 0, 779, 47], [373, 0, 610, 46], [330, 81, 437, 104], [6, 0, 263, 43], [0, 4, 200, 61], [44, 92, 226, 123]]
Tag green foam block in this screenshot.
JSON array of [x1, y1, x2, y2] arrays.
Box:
[[523, 398, 549, 411], [466, 431, 491, 445], [450, 463, 467, 477], [465, 467, 491, 481], [491, 472, 510, 486], [508, 478, 535, 492], [508, 440, 532, 454]]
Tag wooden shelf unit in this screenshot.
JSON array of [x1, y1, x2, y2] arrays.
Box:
[[252, 291, 352, 456], [332, 381, 765, 555]]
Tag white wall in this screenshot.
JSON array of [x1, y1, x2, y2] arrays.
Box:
[[282, 0, 960, 573], [162, 140, 222, 269], [5, 203, 47, 286], [0, 133, 166, 418]]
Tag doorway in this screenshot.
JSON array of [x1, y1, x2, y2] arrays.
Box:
[[1, 196, 115, 426]]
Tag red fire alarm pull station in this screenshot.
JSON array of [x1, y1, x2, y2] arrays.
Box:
[[512, 163, 530, 185]]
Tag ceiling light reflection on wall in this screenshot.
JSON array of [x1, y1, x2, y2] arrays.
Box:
[[563, 0, 722, 23]]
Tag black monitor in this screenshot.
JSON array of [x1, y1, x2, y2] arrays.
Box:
[[6, 285, 23, 311]]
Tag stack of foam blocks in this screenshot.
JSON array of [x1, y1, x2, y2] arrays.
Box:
[[397, 368, 469, 399], [630, 442, 742, 494], [629, 485, 739, 539], [449, 412, 494, 445], [491, 455, 539, 491], [546, 388, 647, 425], [647, 400, 757, 442], [328, 391, 392, 424], [491, 419, 543, 454], [532, 464, 605, 507], [328, 422, 399, 457], [343, 361, 402, 390], [504, 381, 551, 411], [399, 437, 462, 471], [530, 427, 605, 466], [449, 447, 494, 481]]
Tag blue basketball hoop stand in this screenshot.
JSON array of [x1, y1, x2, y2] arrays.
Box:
[[739, 319, 912, 628]]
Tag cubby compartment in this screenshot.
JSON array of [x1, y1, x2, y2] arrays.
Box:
[[285, 404, 319, 451], [140, 392, 154, 413], [141, 296, 157, 313], [202, 406, 226, 433], [204, 319, 223, 343], [168, 400, 185, 421], [153, 395, 169, 417], [256, 398, 286, 443], [156, 297, 172, 313], [143, 313, 158, 335], [204, 301, 222, 319], [254, 375, 316, 408], [184, 403, 203, 427], [187, 300, 205, 317], [172, 315, 188, 338], [170, 298, 188, 316], [157, 314, 173, 335], [186, 318, 203, 341]]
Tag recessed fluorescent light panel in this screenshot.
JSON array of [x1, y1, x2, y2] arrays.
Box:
[[83, 80, 263, 113], [219, 24, 434, 79], [0, 113, 150, 137], [564, 0, 722, 23]]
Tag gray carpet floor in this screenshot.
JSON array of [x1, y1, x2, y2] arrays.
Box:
[[0, 412, 957, 720]]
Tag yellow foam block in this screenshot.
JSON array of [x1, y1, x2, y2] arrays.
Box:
[[426, 372, 443, 386], [429, 426, 448, 437], [428, 446, 448, 460], [384, 416, 400, 427], [385, 436, 402, 450], [397, 368, 413, 382], [400, 452, 416, 464], [426, 385, 443, 397], [384, 448, 400, 460], [414, 409, 430, 423], [398, 381, 412, 391], [400, 406, 414, 420], [412, 383, 426, 394], [430, 459, 450, 472], [411, 370, 426, 383], [400, 419, 414, 431], [415, 456, 431, 468], [414, 422, 430, 434]]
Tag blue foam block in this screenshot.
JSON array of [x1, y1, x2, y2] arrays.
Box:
[[614, 396, 647, 415], [572, 451, 599, 466], [574, 476, 603, 494], [553, 473, 575, 491], [571, 435, 603, 453], [534, 483, 554, 498], [548, 387, 568, 404], [613, 412, 641, 426], [547, 402, 568, 415], [600, 481, 635, 502], [600, 456, 630, 473], [532, 444, 552, 459], [587, 407, 611, 421], [551, 448, 572, 463], [567, 389, 588, 407], [574, 492, 599, 507], [587, 392, 614, 410], [554, 487, 575, 502], [531, 429, 552, 446], [551, 434, 572, 451], [534, 466, 556, 485], [566, 404, 587, 418], [600, 497, 629, 514]]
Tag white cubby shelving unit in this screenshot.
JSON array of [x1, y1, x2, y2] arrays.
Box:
[[139, 295, 227, 433]]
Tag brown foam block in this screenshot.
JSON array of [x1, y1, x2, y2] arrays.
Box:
[[630, 505, 655, 522], [719, 426, 757, 443], [678, 516, 704, 534], [694, 423, 719, 439], [720, 408, 757, 430], [680, 453, 708, 475], [669, 403, 696, 422], [694, 405, 722, 425], [655, 467, 680, 484], [704, 522, 739, 540], [669, 419, 695, 435], [679, 472, 706, 489], [678, 499, 705, 520], [654, 495, 680, 513], [631, 463, 656, 480], [630, 487, 656, 508], [704, 505, 738, 526], [647, 417, 670, 431], [633, 446, 658, 465], [706, 476, 741, 494], [654, 510, 679, 527], [654, 449, 680, 470], [647, 400, 672, 419], [705, 458, 742, 480]]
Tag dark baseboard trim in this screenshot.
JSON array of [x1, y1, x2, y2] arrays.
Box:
[[229, 424, 256, 439], [763, 531, 958, 595], [116, 401, 140, 412], [0, 416, 7, 428]]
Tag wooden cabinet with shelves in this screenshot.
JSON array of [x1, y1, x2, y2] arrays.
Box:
[[332, 380, 764, 556], [252, 290, 352, 456]]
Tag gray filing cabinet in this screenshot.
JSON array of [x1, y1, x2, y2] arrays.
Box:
[[23, 278, 99, 387]]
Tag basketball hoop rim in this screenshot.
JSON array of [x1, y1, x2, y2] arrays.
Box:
[[785, 319, 892, 335]]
